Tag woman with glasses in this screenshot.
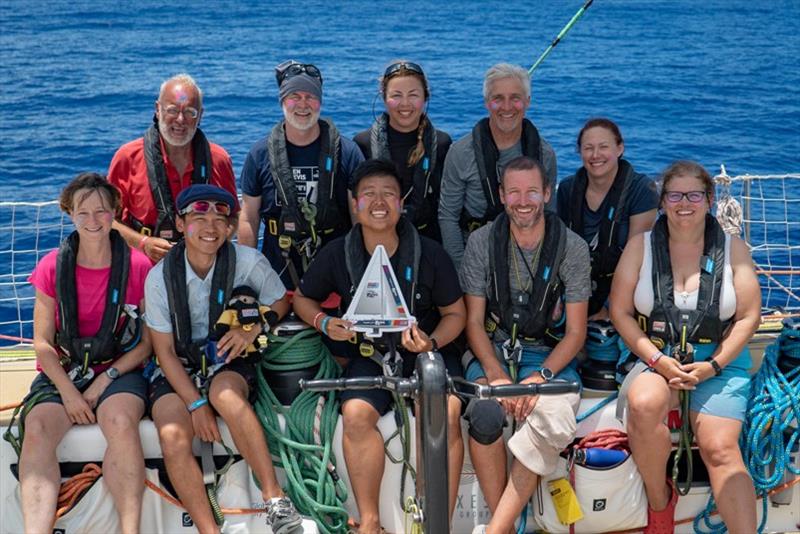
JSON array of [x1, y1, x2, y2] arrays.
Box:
[[557, 118, 658, 321], [609, 161, 760, 533], [353, 61, 451, 242], [18, 173, 153, 534]]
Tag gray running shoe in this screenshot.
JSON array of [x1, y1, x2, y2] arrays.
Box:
[[265, 496, 303, 534]]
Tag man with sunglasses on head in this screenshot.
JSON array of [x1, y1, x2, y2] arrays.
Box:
[[144, 184, 303, 534], [438, 63, 557, 268], [108, 73, 239, 264], [238, 60, 364, 290]]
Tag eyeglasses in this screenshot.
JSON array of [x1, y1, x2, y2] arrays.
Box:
[[178, 200, 232, 217], [275, 60, 323, 86], [663, 190, 708, 204], [160, 104, 199, 120], [383, 61, 425, 79]]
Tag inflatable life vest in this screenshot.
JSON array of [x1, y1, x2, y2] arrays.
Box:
[[563, 159, 637, 315], [638, 214, 731, 352], [460, 117, 543, 232], [134, 121, 213, 241], [486, 211, 566, 345], [163, 240, 235, 374], [55, 230, 140, 374], [344, 218, 421, 355], [369, 113, 440, 232], [266, 118, 348, 246]]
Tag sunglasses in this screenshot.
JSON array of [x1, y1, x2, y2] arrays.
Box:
[[275, 61, 323, 86], [663, 190, 708, 204], [178, 200, 232, 217], [383, 61, 425, 79]]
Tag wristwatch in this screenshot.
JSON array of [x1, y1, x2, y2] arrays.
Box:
[[538, 367, 554, 382], [429, 337, 439, 353], [105, 367, 120, 380]]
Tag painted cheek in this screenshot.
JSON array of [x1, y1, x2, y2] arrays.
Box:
[[513, 100, 524, 110], [356, 197, 368, 212], [386, 98, 400, 109], [489, 101, 501, 111], [74, 214, 89, 227], [101, 212, 113, 223], [527, 192, 544, 203], [308, 99, 321, 111], [285, 99, 297, 110], [186, 223, 196, 237]]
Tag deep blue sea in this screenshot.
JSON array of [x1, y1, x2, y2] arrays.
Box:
[[1, 0, 798, 342]]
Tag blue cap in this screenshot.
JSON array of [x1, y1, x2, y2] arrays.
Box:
[[175, 184, 236, 213]]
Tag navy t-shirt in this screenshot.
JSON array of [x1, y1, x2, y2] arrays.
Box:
[[556, 170, 658, 247], [240, 126, 364, 289]]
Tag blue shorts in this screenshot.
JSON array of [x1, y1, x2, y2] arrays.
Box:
[[26, 368, 148, 408], [464, 342, 582, 386], [688, 344, 752, 421]]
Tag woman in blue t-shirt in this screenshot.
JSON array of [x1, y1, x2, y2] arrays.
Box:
[[557, 118, 658, 320]]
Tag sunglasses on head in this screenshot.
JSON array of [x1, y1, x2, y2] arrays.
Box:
[[178, 200, 232, 217], [275, 60, 323, 86], [383, 61, 425, 79], [663, 190, 708, 204]]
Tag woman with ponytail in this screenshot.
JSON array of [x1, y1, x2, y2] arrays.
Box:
[[354, 61, 451, 241]]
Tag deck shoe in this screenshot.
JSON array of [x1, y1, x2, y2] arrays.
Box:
[[265, 496, 303, 534]]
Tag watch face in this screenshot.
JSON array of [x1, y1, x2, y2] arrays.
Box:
[[540, 367, 554, 381], [106, 367, 120, 379]]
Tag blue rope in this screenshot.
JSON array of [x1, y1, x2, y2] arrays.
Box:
[[693, 329, 800, 534], [576, 392, 618, 423]]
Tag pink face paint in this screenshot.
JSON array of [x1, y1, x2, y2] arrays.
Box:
[[489, 100, 501, 111], [308, 98, 321, 111], [357, 197, 368, 211], [186, 223, 197, 237], [386, 97, 400, 109], [172, 86, 189, 103], [513, 100, 525, 110]]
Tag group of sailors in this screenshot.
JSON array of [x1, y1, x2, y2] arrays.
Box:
[[15, 61, 762, 534]]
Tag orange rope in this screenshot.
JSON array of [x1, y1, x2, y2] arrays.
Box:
[[143, 478, 264, 515], [0, 402, 22, 412], [55, 463, 102, 519]]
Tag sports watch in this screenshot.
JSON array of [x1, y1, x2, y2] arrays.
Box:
[[105, 367, 120, 380], [538, 367, 554, 382]]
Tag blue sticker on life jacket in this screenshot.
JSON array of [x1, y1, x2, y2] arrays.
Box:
[[111, 288, 119, 304], [422, 157, 429, 172], [607, 207, 615, 220], [201, 165, 206, 179], [325, 157, 332, 172], [405, 266, 412, 282], [543, 266, 551, 281], [704, 257, 714, 273], [217, 289, 224, 304]]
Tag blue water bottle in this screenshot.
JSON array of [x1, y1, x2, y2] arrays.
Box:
[[574, 447, 628, 468]]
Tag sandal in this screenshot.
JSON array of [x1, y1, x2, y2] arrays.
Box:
[[644, 480, 678, 534], [346, 518, 387, 534]]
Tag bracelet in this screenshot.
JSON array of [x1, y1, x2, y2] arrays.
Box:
[[320, 316, 332, 337], [647, 351, 664, 368], [709, 358, 723, 376], [138, 235, 150, 250], [313, 312, 326, 331], [187, 397, 208, 412]]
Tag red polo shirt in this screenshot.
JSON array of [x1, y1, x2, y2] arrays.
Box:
[[108, 136, 239, 228]]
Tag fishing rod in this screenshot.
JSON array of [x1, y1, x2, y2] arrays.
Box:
[[528, 0, 595, 75]]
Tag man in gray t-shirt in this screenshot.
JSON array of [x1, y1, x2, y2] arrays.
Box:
[[459, 157, 589, 533], [438, 63, 557, 268]]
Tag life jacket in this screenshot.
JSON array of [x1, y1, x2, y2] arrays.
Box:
[[55, 230, 140, 374], [461, 117, 543, 232], [134, 121, 213, 241], [266, 118, 347, 245], [638, 214, 730, 352], [344, 217, 421, 356], [163, 240, 236, 374], [369, 113, 439, 232], [563, 159, 636, 315], [486, 211, 567, 346]]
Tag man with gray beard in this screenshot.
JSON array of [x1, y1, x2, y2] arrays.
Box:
[[108, 73, 238, 263], [458, 156, 590, 533], [238, 60, 363, 290]]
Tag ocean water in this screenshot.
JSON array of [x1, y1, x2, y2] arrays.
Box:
[[1, 0, 798, 340]]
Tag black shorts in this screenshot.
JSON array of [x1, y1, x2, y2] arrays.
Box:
[[340, 348, 463, 416], [26, 369, 148, 409], [147, 356, 260, 411]]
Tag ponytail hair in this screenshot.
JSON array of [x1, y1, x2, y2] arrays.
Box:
[[407, 114, 428, 167]]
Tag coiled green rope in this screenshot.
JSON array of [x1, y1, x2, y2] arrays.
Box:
[[254, 329, 349, 534]]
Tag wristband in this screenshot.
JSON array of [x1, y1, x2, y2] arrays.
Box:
[[320, 316, 332, 337], [647, 351, 664, 368], [139, 235, 150, 250], [188, 397, 208, 412], [313, 312, 326, 331], [709, 358, 723, 376]]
